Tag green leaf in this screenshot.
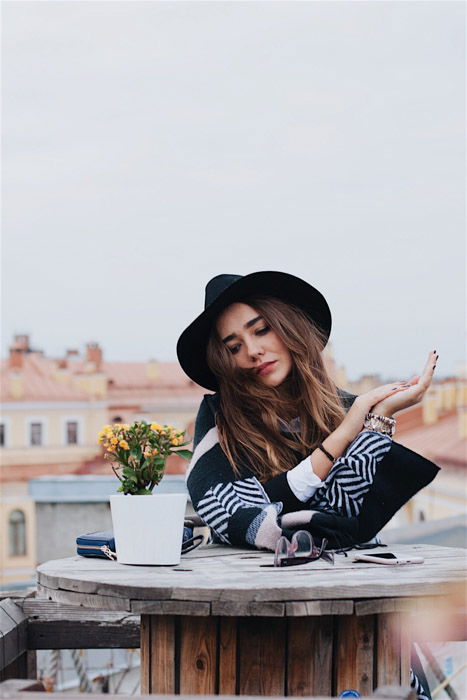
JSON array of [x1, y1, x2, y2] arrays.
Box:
[[173, 449, 193, 460], [130, 446, 142, 460]]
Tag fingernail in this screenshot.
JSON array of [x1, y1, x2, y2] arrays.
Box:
[[433, 365, 436, 369], [433, 350, 436, 353]]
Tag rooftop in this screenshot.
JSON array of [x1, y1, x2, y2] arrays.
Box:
[[1, 335, 205, 403]]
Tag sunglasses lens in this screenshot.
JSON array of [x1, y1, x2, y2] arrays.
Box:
[[274, 536, 291, 566], [290, 530, 313, 557]]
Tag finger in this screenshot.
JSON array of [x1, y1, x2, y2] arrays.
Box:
[[421, 350, 438, 384], [375, 384, 412, 401], [424, 351, 438, 374], [389, 385, 413, 395]]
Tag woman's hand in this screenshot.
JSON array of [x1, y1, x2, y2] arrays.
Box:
[[370, 351, 438, 418], [337, 382, 410, 443], [337, 351, 437, 442]]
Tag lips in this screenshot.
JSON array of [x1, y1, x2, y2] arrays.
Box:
[[255, 361, 277, 376]]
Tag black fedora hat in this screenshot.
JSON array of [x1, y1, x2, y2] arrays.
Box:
[[176, 271, 332, 391]]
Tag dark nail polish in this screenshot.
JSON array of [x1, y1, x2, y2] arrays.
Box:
[[433, 350, 436, 353], [433, 365, 436, 369]]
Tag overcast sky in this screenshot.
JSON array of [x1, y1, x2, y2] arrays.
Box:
[[2, 1, 465, 382]]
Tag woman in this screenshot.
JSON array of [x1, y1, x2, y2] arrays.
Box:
[[177, 271, 439, 553], [177, 271, 437, 700]]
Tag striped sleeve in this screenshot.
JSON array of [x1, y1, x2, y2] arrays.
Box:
[[186, 396, 282, 550], [311, 430, 392, 517]]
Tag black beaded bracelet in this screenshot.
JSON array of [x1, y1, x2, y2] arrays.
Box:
[[317, 443, 336, 464]]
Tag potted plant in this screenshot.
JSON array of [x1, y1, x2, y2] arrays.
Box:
[[98, 421, 192, 565]]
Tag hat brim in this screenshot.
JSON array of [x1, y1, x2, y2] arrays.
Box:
[[176, 271, 332, 391]]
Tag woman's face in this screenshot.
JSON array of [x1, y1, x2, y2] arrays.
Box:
[[216, 302, 293, 387]]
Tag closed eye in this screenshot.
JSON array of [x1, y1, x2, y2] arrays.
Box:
[[227, 326, 270, 354]]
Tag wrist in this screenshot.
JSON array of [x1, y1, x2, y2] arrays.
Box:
[[331, 424, 355, 448], [372, 405, 394, 419]]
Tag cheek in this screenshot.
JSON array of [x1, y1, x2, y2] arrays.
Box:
[[229, 350, 248, 369], [273, 337, 291, 363], [277, 343, 293, 374]]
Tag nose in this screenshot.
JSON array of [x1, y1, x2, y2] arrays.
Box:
[[244, 336, 264, 361]]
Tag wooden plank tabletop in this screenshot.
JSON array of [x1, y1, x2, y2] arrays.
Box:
[[36, 543, 466, 614]]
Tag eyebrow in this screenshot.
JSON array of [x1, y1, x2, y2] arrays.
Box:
[[222, 315, 263, 343]]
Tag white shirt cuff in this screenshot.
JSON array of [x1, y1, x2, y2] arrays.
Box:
[[287, 456, 324, 502]]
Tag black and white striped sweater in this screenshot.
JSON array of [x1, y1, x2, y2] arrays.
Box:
[[186, 392, 393, 550]]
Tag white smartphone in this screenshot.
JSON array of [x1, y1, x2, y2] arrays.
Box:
[[353, 552, 424, 566]]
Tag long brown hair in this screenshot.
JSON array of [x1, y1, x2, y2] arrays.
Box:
[[206, 296, 345, 481]]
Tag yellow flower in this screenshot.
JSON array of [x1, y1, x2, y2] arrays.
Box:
[[102, 425, 111, 431], [152, 449, 159, 456], [170, 438, 177, 445], [113, 423, 121, 429], [110, 437, 118, 445], [150, 423, 163, 431], [123, 424, 130, 430], [119, 440, 129, 450]]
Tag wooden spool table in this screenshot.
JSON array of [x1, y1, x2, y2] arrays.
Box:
[[37, 543, 465, 697]]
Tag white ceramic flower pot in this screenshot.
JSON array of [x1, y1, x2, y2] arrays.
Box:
[[110, 493, 187, 565]]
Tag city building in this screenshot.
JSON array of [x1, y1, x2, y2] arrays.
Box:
[[0, 334, 205, 586]]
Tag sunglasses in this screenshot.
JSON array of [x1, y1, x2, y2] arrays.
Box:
[[273, 530, 334, 567]]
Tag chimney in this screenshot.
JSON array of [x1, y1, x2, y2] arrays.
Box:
[[13, 334, 30, 351], [9, 347, 24, 370], [8, 334, 33, 370], [85, 342, 103, 372], [66, 349, 80, 359]]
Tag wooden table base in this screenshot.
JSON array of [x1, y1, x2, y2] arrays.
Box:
[[140, 612, 411, 696]]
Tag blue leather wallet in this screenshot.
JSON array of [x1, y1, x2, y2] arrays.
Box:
[[76, 527, 203, 560], [76, 530, 116, 559]]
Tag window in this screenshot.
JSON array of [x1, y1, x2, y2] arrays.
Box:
[[66, 421, 78, 445], [9, 510, 26, 556], [30, 422, 42, 446], [0, 423, 5, 447]]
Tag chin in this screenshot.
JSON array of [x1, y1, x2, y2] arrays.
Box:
[[259, 373, 288, 388]]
